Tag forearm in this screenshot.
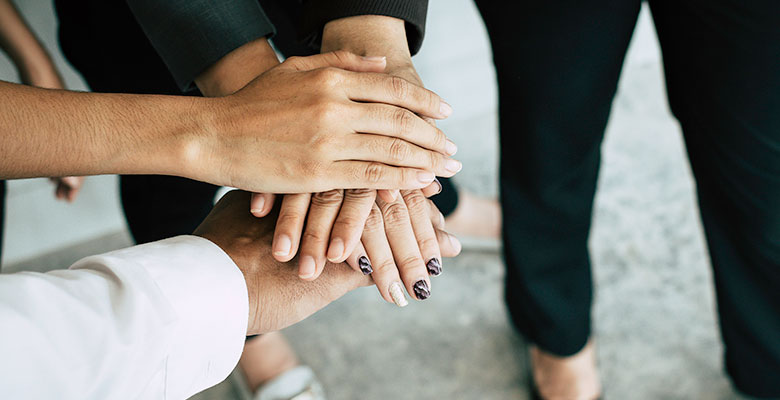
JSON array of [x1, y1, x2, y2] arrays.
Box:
[[0, 0, 59, 80], [195, 37, 280, 97], [322, 15, 412, 67], [0, 81, 210, 179]]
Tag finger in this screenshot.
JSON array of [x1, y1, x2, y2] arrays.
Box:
[[429, 199, 446, 230], [250, 192, 276, 217], [352, 103, 457, 156], [421, 179, 442, 198], [345, 241, 373, 275], [272, 193, 311, 262], [436, 228, 462, 258], [401, 190, 443, 277], [327, 189, 376, 263], [375, 196, 431, 301], [377, 189, 397, 203], [341, 134, 461, 177], [299, 190, 344, 280], [331, 161, 435, 191], [284, 50, 387, 73], [361, 204, 407, 307], [342, 70, 453, 120]]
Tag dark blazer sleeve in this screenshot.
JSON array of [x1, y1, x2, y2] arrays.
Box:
[[301, 0, 429, 55], [125, 0, 277, 91]]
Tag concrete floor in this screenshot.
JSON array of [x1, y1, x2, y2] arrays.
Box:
[[2, 0, 755, 399]]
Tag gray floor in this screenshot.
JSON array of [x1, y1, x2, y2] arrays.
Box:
[[2, 0, 750, 399]]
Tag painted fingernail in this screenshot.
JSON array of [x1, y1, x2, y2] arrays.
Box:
[[445, 159, 462, 174], [418, 171, 435, 184], [445, 140, 458, 156], [439, 100, 453, 117], [250, 196, 265, 215], [362, 55, 386, 62], [413, 280, 431, 300], [273, 234, 292, 257], [427, 258, 442, 276], [299, 255, 316, 279], [433, 178, 443, 195], [327, 238, 345, 262], [389, 282, 408, 307], [358, 256, 373, 274]]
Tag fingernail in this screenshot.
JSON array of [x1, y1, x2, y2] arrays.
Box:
[[448, 234, 462, 254], [418, 171, 435, 184], [299, 255, 316, 279], [433, 178, 443, 195], [413, 280, 431, 300], [445, 159, 462, 174], [445, 140, 458, 156], [439, 100, 453, 117], [358, 256, 373, 275], [273, 234, 292, 257], [389, 282, 408, 307], [427, 258, 442, 276], [362, 56, 386, 62], [327, 238, 345, 262], [250, 196, 265, 215]]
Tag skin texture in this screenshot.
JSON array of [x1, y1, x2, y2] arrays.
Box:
[[193, 190, 373, 335], [0, 50, 452, 195], [0, 0, 84, 201]]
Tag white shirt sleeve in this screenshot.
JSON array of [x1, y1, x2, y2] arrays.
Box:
[[0, 235, 248, 400]]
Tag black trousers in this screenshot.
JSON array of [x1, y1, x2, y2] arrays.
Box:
[[474, 0, 780, 396]]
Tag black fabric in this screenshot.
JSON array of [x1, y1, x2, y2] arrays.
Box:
[[301, 0, 428, 55], [475, 0, 780, 396], [125, 0, 275, 92]]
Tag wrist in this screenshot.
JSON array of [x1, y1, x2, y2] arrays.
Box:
[[195, 37, 279, 97], [322, 15, 411, 63]]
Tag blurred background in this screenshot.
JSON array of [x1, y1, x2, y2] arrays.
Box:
[[1, 0, 745, 398]]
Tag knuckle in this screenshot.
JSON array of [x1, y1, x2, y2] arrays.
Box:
[[382, 202, 409, 225], [373, 259, 397, 274], [402, 190, 428, 211], [314, 67, 343, 87], [397, 255, 424, 269], [364, 206, 384, 230], [276, 212, 303, 228], [418, 237, 439, 252], [312, 100, 342, 124], [388, 76, 410, 102], [345, 188, 376, 200], [364, 163, 387, 184], [391, 108, 415, 137], [302, 229, 328, 245], [311, 189, 344, 206], [432, 128, 447, 150], [333, 215, 364, 232], [388, 138, 411, 163]]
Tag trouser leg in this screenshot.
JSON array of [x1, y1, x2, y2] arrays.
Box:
[[650, 0, 780, 395], [474, 0, 642, 355]]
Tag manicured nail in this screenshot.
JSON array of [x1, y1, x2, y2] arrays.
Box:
[[418, 171, 435, 184], [427, 258, 442, 276], [439, 100, 453, 117], [327, 238, 345, 262], [250, 196, 265, 215], [445, 140, 458, 156], [389, 282, 408, 307], [445, 159, 462, 174], [362, 55, 386, 62], [273, 234, 292, 257], [358, 256, 373, 275], [413, 280, 431, 300], [433, 178, 443, 195], [299, 255, 316, 279]]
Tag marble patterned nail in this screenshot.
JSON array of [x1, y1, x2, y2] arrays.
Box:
[[389, 282, 408, 307], [358, 256, 373, 275], [413, 280, 430, 300], [426, 258, 442, 276]]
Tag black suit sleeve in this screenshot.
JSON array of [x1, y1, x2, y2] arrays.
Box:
[[125, 0, 277, 91], [301, 0, 429, 55]]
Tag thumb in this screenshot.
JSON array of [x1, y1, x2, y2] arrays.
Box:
[[285, 50, 386, 73]]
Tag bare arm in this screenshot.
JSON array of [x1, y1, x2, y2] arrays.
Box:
[[0, 0, 63, 88]]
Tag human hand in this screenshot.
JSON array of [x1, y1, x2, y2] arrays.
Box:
[[49, 176, 85, 202], [193, 50, 459, 195], [193, 190, 372, 335]]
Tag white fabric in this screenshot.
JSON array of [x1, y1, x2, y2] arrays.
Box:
[[0, 235, 248, 400]]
